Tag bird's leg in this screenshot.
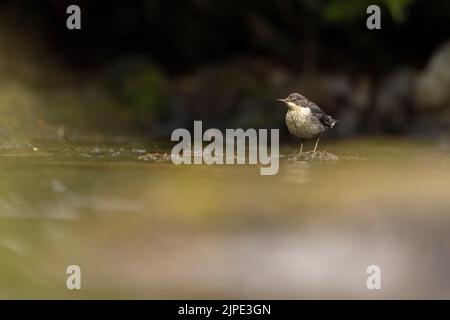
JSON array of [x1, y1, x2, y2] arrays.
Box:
[[313, 137, 320, 152], [299, 139, 304, 154]]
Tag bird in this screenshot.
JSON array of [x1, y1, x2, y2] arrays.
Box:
[[277, 92, 337, 153]]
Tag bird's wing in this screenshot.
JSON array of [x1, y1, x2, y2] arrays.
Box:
[[305, 100, 336, 128]]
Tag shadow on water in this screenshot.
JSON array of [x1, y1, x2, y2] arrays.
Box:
[[0, 137, 450, 298]]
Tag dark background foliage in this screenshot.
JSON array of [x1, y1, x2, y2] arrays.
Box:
[[1, 0, 449, 140]]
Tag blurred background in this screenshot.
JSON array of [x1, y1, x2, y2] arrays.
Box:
[[1, 0, 450, 299], [1, 0, 449, 143]]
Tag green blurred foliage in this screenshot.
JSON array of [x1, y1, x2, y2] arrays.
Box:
[[323, 0, 414, 22], [115, 65, 168, 127]]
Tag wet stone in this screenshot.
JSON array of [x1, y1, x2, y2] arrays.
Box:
[[287, 150, 339, 162], [138, 152, 171, 162]]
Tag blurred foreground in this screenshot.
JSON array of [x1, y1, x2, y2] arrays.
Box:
[[0, 138, 449, 299]]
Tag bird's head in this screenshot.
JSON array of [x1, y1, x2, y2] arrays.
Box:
[[277, 92, 307, 109]]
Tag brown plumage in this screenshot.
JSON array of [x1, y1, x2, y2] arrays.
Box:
[[278, 92, 337, 153]]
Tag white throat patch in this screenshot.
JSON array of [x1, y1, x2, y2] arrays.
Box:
[[286, 101, 299, 109]]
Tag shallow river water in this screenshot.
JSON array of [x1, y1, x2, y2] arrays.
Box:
[[0, 138, 449, 298]]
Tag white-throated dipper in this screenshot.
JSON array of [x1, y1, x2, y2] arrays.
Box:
[[278, 92, 337, 153]]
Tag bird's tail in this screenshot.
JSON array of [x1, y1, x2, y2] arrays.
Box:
[[327, 117, 338, 128]]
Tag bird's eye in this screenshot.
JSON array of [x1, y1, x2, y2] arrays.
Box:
[[292, 98, 296, 102]]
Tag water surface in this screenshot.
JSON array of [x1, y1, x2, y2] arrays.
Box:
[[0, 138, 449, 298]]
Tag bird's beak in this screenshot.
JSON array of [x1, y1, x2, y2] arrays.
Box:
[[277, 98, 286, 102]]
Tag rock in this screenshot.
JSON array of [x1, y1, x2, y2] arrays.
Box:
[[138, 152, 171, 162], [416, 40, 450, 110], [373, 68, 417, 133], [287, 150, 338, 161]]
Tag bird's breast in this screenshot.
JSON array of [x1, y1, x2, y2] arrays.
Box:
[[285, 108, 324, 139]]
